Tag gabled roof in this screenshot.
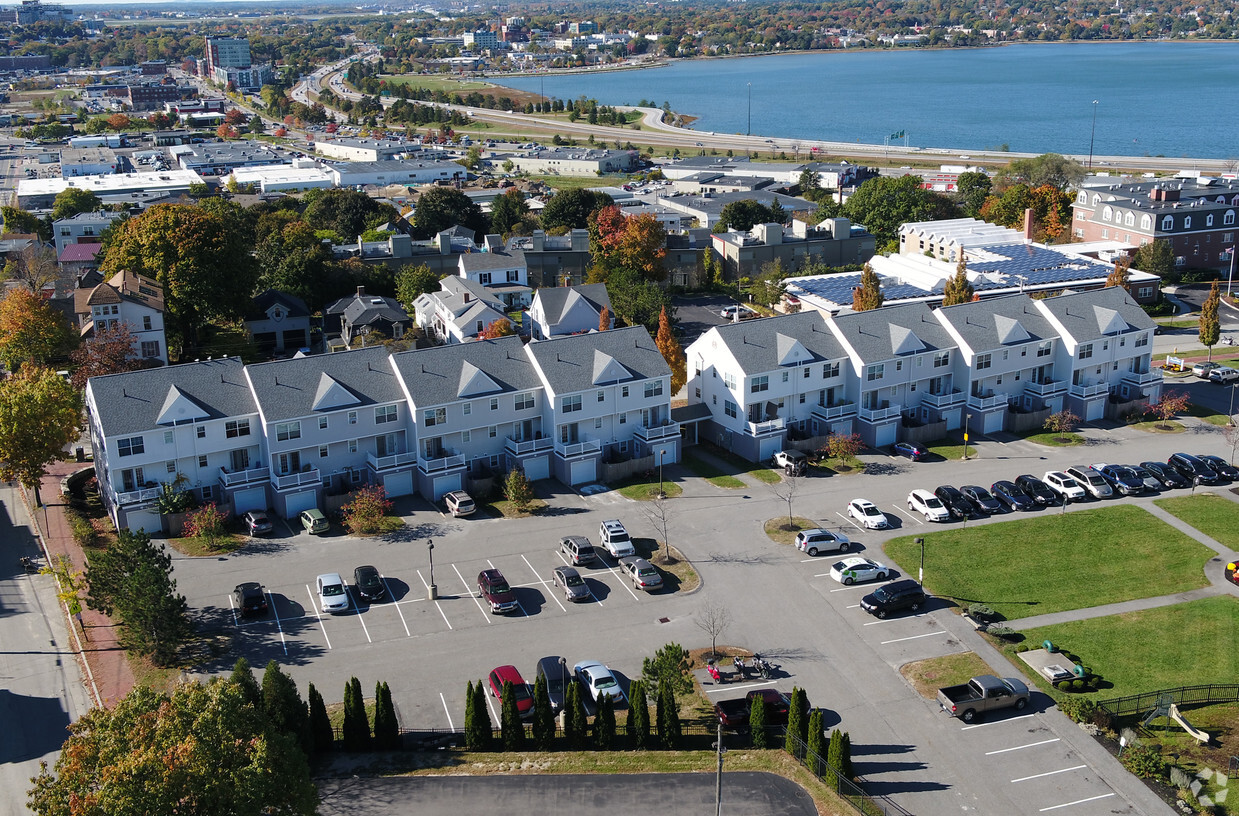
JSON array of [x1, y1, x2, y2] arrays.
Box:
[[1034, 286, 1155, 343], [340, 294, 411, 328], [459, 247, 527, 272], [86, 358, 257, 437], [249, 289, 311, 321], [708, 311, 845, 375], [245, 346, 404, 422], [936, 294, 1059, 354], [831, 302, 957, 363], [526, 325, 670, 395], [531, 283, 612, 327], [58, 243, 102, 263], [74, 269, 164, 317], [391, 335, 542, 408]]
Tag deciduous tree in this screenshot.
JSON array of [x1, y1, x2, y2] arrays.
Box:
[[0, 288, 72, 370], [1105, 259, 1131, 289], [693, 602, 730, 659], [602, 266, 671, 332], [183, 502, 230, 550], [50, 188, 102, 222], [480, 317, 515, 339], [2, 243, 61, 294], [341, 484, 393, 535], [1130, 240, 1175, 281], [540, 188, 613, 232], [843, 175, 955, 247], [588, 206, 667, 282], [489, 187, 529, 236], [1200, 280, 1221, 358], [851, 263, 884, 312], [994, 152, 1084, 191], [716, 199, 774, 232], [598, 304, 611, 332], [411, 185, 487, 238], [0, 366, 81, 506], [1043, 409, 1080, 442], [231, 657, 261, 707], [1145, 389, 1190, 430], [955, 172, 992, 218], [1, 206, 51, 242], [395, 262, 440, 309], [941, 256, 974, 306], [69, 324, 142, 388], [655, 306, 686, 393], [504, 467, 535, 512]]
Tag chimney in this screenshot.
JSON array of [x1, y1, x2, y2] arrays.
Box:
[[1023, 208, 1034, 241], [356, 285, 365, 297]]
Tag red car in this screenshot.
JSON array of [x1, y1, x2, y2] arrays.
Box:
[[488, 665, 534, 718]]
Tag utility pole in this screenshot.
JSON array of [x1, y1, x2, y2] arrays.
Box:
[[1087, 100, 1099, 169], [746, 82, 751, 137]]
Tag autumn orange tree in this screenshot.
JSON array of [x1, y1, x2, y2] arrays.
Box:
[[0, 366, 81, 506], [69, 324, 142, 388], [587, 205, 667, 282], [0, 287, 73, 371], [480, 318, 516, 339], [852, 264, 884, 311], [655, 306, 686, 394], [598, 305, 612, 332], [1145, 389, 1191, 430], [1105, 259, 1131, 289]]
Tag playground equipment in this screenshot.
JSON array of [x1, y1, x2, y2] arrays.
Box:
[[1143, 693, 1211, 744]]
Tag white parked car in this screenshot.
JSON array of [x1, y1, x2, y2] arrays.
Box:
[[720, 304, 754, 320], [907, 489, 952, 522], [794, 528, 851, 556], [848, 499, 890, 530], [829, 556, 890, 586], [1208, 366, 1239, 384], [1043, 471, 1087, 501], [598, 519, 636, 559], [316, 573, 348, 613], [573, 660, 625, 703], [1192, 361, 1221, 378]]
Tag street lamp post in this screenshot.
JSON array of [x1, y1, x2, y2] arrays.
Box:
[[916, 536, 925, 585], [713, 721, 729, 816], [427, 539, 437, 600], [1087, 99, 1099, 169], [962, 413, 973, 460], [1228, 243, 1236, 301], [657, 448, 667, 499], [746, 82, 751, 137]]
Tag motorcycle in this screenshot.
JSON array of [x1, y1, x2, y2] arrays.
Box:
[[18, 556, 40, 573], [732, 656, 746, 680], [706, 659, 724, 684], [752, 653, 774, 679]]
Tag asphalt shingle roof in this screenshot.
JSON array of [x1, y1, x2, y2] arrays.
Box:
[[532, 283, 612, 327], [831, 302, 958, 362], [710, 311, 845, 375], [1034, 286, 1155, 343], [87, 358, 257, 437], [244, 346, 405, 422], [936, 294, 1059, 353], [525, 325, 669, 395], [391, 335, 541, 408]]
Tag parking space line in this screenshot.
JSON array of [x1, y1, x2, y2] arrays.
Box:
[[835, 511, 865, 532], [1038, 793, 1114, 812], [863, 613, 927, 626], [488, 559, 529, 617], [703, 680, 776, 695], [304, 585, 332, 649], [452, 563, 493, 623], [985, 738, 1060, 755], [440, 693, 456, 732], [892, 505, 925, 525], [961, 714, 1035, 730], [605, 561, 642, 601], [383, 577, 411, 637], [825, 582, 871, 591], [485, 690, 500, 724], [416, 569, 455, 629], [345, 588, 372, 643], [880, 630, 946, 645], [1011, 765, 1087, 783], [846, 604, 860, 609], [267, 590, 288, 655], [521, 553, 566, 612], [226, 594, 239, 626]]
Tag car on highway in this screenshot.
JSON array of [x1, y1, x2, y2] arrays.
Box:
[[1043, 471, 1087, 501], [1091, 463, 1145, 495], [552, 565, 590, 602], [444, 490, 475, 517], [829, 556, 890, 585], [620, 556, 663, 591], [536, 656, 571, 712], [1065, 465, 1114, 499], [908, 489, 951, 522], [1199, 454, 1239, 481], [848, 498, 890, 530], [934, 485, 979, 519], [598, 519, 636, 559], [891, 441, 928, 461], [573, 660, 624, 704], [1167, 452, 1221, 485], [960, 485, 1002, 514], [353, 565, 385, 602], [488, 665, 534, 718], [1192, 361, 1221, 378], [477, 568, 518, 614], [794, 528, 851, 556], [316, 573, 348, 613], [300, 508, 329, 534], [1208, 366, 1239, 384], [241, 510, 273, 536], [991, 480, 1034, 511], [860, 579, 926, 619], [560, 535, 597, 566], [1015, 474, 1058, 505], [772, 449, 808, 475], [1140, 460, 1190, 489], [232, 582, 268, 617]]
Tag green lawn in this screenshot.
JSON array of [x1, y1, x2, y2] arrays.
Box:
[[1183, 402, 1231, 426], [705, 446, 783, 484], [379, 74, 492, 92], [1154, 492, 1239, 549], [1021, 596, 1239, 696], [763, 516, 816, 546], [681, 452, 745, 489], [1021, 431, 1085, 447], [616, 478, 683, 501], [885, 505, 1214, 620], [926, 439, 977, 460]]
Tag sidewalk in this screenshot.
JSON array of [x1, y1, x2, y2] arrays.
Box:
[[22, 458, 135, 708]]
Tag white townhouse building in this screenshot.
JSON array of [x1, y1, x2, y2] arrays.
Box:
[[685, 311, 856, 463], [525, 326, 679, 486], [526, 283, 613, 340], [391, 335, 548, 500], [1032, 287, 1161, 421], [457, 239, 531, 309], [243, 346, 413, 518], [413, 277, 508, 346], [85, 359, 262, 532]]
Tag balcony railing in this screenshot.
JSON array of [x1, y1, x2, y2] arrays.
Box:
[[1123, 369, 1163, 386], [1069, 382, 1110, 399], [812, 401, 857, 420], [367, 451, 417, 472], [967, 392, 1006, 411], [115, 485, 161, 505], [1025, 379, 1066, 398], [858, 403, 902, 422], [505, 436, 553, 456], [745, 416, 786, 436], [219, 466, 269, 487], [555, 439, 602, 458], [921, 389, 965, 409], [634, 422, 681, 442], [418, 453, 466, 473], [271, 468, 322, 490]]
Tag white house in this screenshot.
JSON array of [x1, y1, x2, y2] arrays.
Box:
[[73, 269, 168, 364], [526, 283, 613, 340], [413, 277, 508, 346], [457, 238, 531, 309]]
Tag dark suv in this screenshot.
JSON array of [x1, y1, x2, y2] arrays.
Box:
[[477, 569, 518, 614], [1167, 452, 1220, 486], [860, 579, 926, 619]]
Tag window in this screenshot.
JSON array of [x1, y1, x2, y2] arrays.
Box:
[[644, 380, 663, 398], [1079, 343, 1093, 360], [1037, 341, 1052, 357], [1137, 286, 1153, 300], [781, 371, 789, 383], [1002, 350, 1009, 361], [166, 461, 175, 473], [597, 390, 605, 402], [803, 367, 810, 378], [1102, 205, 1112, 222], [143, 315, 152, 331], [275, 422, 301, 441], [348, 411, 357, 425], [515, 392, 535, 411], [488, 426, 497, 438], [348, 439, 358, 453], [319, 445, 329, 458], [724, 400, 737, 418], [822, 362, 839, 378], [799, 393, 806, 403], [319, 416, 328, 430], [975, 354, 991, 370], [506, 270, 519, 282], [490, 398, 499, 411], [198, 454, 208, 469], [621, 386, 630, 398], [562, 395, 582, 413], [1162, 215, 1174, 231], [375, 405, 397, 424], [1141, 214, 1152, 230], [751, 375, 769, 393], [619, 412, 627, 423], [933, 352, 949, 368], [462, 429, 471, 443], [1207, 214, 1214, 227], [1135, 333, 1149, 348], [117, 436, 144, 457], [594, 417, 603, 429], [424, 408, 446, 427], [164, 430, 173, 444], [1184, 216, 1192, 229], [866, 364, 884, 381], [895, 360, 902, 371], [723, 372, 737, 389], [463, 403, 471, 416], [479, 272, 492, 285], [1124, 212, 1134, 226], [1226, 211, 1236, 226], [196, 426, 205, 439], [201, 485, 213, 501], [221, 419, 249, 439]]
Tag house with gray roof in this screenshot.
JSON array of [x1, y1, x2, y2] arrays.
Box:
[[457, 239, 531, 308], [84, 358, 261, 532], [324, 286, 413, 350], [413, 277, 508, 346], [245, 290, 312, 357], [525, 326, 678, 485], [685, 310, 855, 462], [391, 335, 549, 499], [244, 346, 413, 516], [527, 283, 613, 340]]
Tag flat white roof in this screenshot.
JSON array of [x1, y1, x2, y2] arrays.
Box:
[[231, 165, 335, 184], [18, 169, 202, 196]]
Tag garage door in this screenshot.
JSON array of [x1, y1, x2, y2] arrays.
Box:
[[982, 410, 1004, 434], [873, 424, 897, 448], [523, 455, 549, 482], [1085, 399, 1105, 421], [431, 473, 462, 502], [569, 458, 596, 485], [758, 437, 782, 463], [125, 507, 162, 535], [383, 470, 414, 498], [284, 490, 317, 519], [232, 486, 266, 515]]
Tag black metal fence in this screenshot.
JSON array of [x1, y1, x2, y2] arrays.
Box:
[[785, 733, 913, 816], [1096, 684, 1239, 718]]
